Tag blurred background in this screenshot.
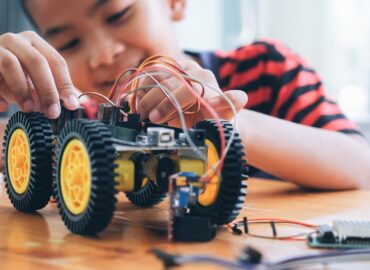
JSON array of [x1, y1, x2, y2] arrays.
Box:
[[1, 0, 370, 139]]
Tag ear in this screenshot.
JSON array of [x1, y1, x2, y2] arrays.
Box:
[[168, 0, 186, 21]]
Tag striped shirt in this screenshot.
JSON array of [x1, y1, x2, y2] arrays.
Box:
[[189, 39, 361, 136], [188, 40, 362, 178]]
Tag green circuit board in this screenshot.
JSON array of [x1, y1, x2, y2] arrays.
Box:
[[307, 221, 370, 249]]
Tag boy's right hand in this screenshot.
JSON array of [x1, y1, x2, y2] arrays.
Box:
[[0, 31, 79, 119]]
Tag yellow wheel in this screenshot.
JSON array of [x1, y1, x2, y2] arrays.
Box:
[[54, 119, 116, 235], [60, 139, 91, 215], [7, 129, 31, 195], [191, 120, 248, 225], [198, 139, 221, 206], [3, 112, 53, 212]]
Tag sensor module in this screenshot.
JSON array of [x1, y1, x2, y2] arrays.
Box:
[[308, 220, 370, 248]]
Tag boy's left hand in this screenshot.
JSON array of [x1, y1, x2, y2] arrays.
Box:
[[136, 59, 248, 127]]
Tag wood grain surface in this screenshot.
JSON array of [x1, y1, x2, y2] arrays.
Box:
[[1, 176, 369, 270]]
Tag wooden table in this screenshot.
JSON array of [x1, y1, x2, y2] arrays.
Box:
[[1, 176, 370, 270]]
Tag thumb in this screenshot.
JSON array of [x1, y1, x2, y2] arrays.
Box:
[[60, 86, 80, 110], [225, 90, 248, 112], [207, 90, 248, 113]]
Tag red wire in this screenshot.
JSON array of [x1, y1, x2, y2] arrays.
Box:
[[107, 68, 138, 100], [227, 218, 317, 229], [114, 68, 141, 106], [227, 217, 317, 241], [247, 218, 317, 228]]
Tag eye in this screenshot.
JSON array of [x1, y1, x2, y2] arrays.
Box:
[[106, 6, 132, 24], [57, 39, 80, 52]]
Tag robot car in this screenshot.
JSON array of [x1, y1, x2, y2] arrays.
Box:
[[2, 101, 248, 241]]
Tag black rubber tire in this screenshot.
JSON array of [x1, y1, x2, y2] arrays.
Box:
[[190, 120, 248, 225], [53, 119, 117, 235], [125, 153, 168, 207], [2, 112, 53, 212], [126, 181, 167, 208]]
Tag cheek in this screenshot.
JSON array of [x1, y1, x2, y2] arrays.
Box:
[[120, 4, 177, 54], [65, 56, 92, 91], [126, 22, 178, 56]]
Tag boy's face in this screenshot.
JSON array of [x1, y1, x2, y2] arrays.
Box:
[[27, 0, 186, 95]]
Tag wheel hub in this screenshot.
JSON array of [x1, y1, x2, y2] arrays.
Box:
[[198, 139, 221, 206], [7, 128, 31, 194], [60, 139, 91, 215]]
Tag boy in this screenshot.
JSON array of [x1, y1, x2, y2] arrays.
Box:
[[0, 0, 369, 189]]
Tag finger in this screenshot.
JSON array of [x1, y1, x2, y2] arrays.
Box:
[[178, 60, 219, 100], [207, 90, 248, 113], [134, 60, 195, 102], [149, 86, 197, 123], [136, 75, 181, 121], [0, 48, 34, 112], [178, 59, 213, 81], [21, 31, 79, 110], [192, 90, 248, 122], [0, 93, 9, 112], [1, 33, 60, 118], [136, 60, 205, 120], [135, 66, 172, 101], [177, 59, 203, 71], [0, 79, 14, 102], [29, 81, 43, 112]]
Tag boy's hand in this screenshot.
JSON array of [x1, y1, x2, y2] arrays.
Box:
[[0, 31, 79, 119], [136, 59, 248, 127]]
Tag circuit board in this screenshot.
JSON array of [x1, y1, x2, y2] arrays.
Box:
[[307, 220, 370, 249]]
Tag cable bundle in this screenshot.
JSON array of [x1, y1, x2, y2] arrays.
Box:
[[79, 55, 240, 183]]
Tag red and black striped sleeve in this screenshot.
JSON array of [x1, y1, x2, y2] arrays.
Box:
[[214, 40, 362, 136]]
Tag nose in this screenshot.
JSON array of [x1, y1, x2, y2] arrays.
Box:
[[88, 32, 125, 70]]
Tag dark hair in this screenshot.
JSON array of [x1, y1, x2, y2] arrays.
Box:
[[19, 0, 39, 30]]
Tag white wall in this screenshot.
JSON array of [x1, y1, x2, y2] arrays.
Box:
[[174, 0, 223, 51], [254, 0, 370, 123], [255, 0, 326, 85], [174, 0, 251, 51]]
